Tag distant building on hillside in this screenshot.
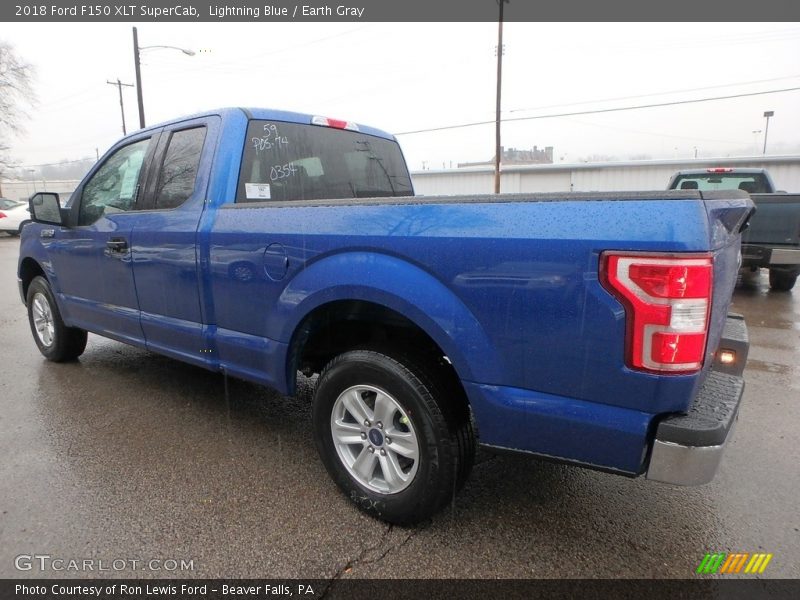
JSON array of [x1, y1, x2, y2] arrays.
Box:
[[459, 145, 554, 168]]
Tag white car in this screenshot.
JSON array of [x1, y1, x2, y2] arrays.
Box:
[[0, 198, 32, 236]]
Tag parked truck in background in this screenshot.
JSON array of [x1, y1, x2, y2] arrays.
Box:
[[19, 108, 752, 524], [668, 167, 800, 291]]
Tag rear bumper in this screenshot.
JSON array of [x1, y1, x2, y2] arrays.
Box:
[[742, 243, 800, 268], [646, 315, 748, 486]]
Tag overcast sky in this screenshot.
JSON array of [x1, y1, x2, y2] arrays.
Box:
[[3, 22, 800, 173]]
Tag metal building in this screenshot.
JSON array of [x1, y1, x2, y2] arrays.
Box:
[[0, 179, 78, 203], [411, 155, 800, 196]]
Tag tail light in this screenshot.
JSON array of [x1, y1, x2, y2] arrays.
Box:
[[0, 211, 6, 218], [601, 252, 713, 374], [707, 168, 733, 173]]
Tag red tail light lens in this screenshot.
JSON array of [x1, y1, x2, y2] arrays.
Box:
[[311, 115, 360, 131], [0, 212, 6, 218], [601, 253, 713, 373]]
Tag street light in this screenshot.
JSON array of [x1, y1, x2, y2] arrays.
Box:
[[762, 111, 774, 155], [132, 27, 195, 129]]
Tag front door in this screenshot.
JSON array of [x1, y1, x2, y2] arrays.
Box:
[[48, 133, 158, 345]]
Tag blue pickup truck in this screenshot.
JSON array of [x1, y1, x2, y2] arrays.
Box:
[[19, 108, 752, 524]]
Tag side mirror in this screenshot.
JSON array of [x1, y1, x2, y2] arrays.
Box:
[[29, 192, 64, 226]]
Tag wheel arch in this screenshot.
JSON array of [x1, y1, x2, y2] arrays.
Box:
[[19, 256, 47, 301], [279, 251, 503, 395]]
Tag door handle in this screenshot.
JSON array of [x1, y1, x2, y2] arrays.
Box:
[[106, 238, 128, 253]]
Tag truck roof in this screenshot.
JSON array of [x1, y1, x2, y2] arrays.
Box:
[[140, 107, 397, 142]]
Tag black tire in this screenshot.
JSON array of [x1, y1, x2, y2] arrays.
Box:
[[312, 349, 475, 524], [26, 276, 88, 362], [769, 269, 797, 292]]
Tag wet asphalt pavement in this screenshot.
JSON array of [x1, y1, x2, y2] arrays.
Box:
[[0, 233, 798, 580]]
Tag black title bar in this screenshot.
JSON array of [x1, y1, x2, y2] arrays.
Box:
[[4, 579, 800, 600], [4, 0, 800, 22]]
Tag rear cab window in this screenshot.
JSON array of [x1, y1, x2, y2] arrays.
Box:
[[236, 120, 413, 203], [672, 173, 771, 193]]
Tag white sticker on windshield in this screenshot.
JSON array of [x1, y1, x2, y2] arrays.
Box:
[[245, 183, 271, 200]]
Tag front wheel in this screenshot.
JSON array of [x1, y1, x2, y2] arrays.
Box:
[[312, 349, 474, 524], [26, 276, 88, 362]]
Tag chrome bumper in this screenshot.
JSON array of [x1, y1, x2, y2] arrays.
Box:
[[648, 438, 727, 486], [646, 315, 747, 486], [770, 247, 800, 265]]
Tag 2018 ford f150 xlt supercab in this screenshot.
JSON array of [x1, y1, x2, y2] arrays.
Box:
[[19, 108, 752, 524]]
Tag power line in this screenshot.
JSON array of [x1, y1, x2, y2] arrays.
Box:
[[395, 86, 800, 136], [14, 83, 800, 169], [508, 74, 800, 114], [560, 117, 742, 146]]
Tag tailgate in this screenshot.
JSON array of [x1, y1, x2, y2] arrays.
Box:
[[700, 191, 754, 376], [741, 193, 800, 246]]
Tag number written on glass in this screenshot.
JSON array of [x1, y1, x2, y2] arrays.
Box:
[[270, 163, 298, 181], [252, 123, 289, 153]]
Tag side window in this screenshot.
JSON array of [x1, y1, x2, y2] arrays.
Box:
[[153, 127, 206, 210], [79, 138, 151, 226]]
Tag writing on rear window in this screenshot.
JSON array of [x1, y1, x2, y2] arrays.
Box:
[[252, 123, 290, 153], [237, 120, 413, 203]]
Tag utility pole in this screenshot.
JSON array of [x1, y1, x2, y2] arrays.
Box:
[[494, 0, 509, 194], [107, 78, 134, 135], [131, 27, 195, 130], [133, 26, 145, 129], [763, 111, 774, 155]]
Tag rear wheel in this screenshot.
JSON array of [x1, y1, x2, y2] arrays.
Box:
[[769, 269, 797, 292], [312, 349, 474, 524], [26, 276, 88, 361]]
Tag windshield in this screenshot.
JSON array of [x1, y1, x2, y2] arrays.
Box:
[[671, 173, 771, 193], [0, 198, 24, 210], [237, 120, 413, 203]]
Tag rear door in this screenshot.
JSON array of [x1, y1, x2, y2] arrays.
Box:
[[130, 116, 217, 366]]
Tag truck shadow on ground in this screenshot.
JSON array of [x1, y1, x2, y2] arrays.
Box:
[[29, 338, 727, 578]]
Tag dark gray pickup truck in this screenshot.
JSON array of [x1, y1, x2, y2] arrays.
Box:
[[668, 168, 800, 291]]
